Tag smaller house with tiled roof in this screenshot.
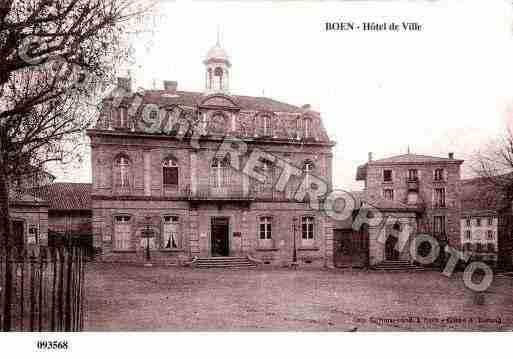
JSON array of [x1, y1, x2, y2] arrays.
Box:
[[27, 183, 92, 237]]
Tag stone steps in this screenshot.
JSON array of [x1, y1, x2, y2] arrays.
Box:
[[194, 256, 257, 269], [372, 260, 427, 271]]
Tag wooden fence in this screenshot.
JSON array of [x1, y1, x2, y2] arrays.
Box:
[[0, 246, 86, 331]]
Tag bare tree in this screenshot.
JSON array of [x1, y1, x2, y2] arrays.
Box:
[[0, 0, 158, 245], [472, 125, 513, 205]]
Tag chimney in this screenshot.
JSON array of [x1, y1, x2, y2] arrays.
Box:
[[164, 80, 178, 93], [117, 77, 132, 93], [448, 152, 454, 160], [368, 152, 373, 162]]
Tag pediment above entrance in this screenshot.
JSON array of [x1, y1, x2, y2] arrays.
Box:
[[200, 94, 239, 109]]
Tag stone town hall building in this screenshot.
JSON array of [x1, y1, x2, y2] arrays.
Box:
[[87, 40, 336, 266]]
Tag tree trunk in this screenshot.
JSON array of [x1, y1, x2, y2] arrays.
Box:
[[0, 168, 10, 246]]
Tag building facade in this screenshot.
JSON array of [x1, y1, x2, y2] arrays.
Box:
[[87, 40, 336, 266], [354, 152, 464, 266]]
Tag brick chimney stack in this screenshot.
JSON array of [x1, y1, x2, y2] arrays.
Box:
[[164, 80, 178, 93], [368, 152, 373, 162], [448, 152, 454, 160]]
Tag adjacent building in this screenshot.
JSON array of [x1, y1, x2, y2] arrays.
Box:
[[352, 152, 464, 266]]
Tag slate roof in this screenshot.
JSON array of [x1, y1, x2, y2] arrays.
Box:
[[356, 153, 463, 181], [114, 90, 305, 114], [27, 183, 92, 211], [369, 153, 463, 164]]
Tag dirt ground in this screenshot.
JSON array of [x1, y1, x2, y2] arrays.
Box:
[[83, 263, 513, 331]]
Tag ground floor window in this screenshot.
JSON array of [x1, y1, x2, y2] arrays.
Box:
[[301, 216, 315, 245], [259, 217, 272, 243], [163, 216, 180, 249], [27, 225, 38, 244], [114, 215, 132, 250]]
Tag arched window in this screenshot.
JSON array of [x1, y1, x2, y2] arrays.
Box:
[[207, 68, 213, 89], [214, 67, 223, 90], [211, 157, 229, 188], [115, 155, 131, 188], [163, 158, 179, 187]]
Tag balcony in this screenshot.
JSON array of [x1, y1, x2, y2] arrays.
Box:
[[185, 185, 254, 202]]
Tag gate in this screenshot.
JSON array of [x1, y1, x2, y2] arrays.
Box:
[[0, 246, 86, 331]]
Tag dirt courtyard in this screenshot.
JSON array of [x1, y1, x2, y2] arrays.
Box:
[[84, 263, 513, 331]]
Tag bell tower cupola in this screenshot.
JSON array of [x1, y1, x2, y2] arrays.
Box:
[[204, 29, 231, 94]]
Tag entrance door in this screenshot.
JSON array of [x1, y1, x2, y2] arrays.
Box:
[[385, 236, 400, 261], [11, 221, 24, 248], [333, 229, 369, 268], [211, 218, 229, 257]]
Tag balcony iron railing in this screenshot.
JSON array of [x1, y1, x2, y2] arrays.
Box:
[[185, 185, 254, 201]]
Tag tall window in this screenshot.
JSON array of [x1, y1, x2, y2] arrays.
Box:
[[465, 230, 471, 240], [163, 158, 179, 187], [27, 226, 38, 245], [260, 160, 274, 192], [476, 218, 481, 227], [433, 216, 446, 235], [119, 108, 127, 128], [304, 118, 312, 138], [303, 161, 314, 190], [488, 217, 494, 226], [486, 230, 494, 241], [434, 188, 446, 207], [163, 216, 180, 249], [114, 215, 132, 250], [383, 189, 394, 201], [434, 168, 444, 181], [408, 169, 418, 181], [262, 116, 272, 136], [465, 218, 471, 227], [211, 157, 229, 188], [301, 216, 315, 243], [259, 217, 272, 241], [115, 155, 130, 188], [383, 169, 393, 182], [214, 67, 223, 90]]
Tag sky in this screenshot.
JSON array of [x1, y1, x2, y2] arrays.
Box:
[[51, 0, 513, 191]]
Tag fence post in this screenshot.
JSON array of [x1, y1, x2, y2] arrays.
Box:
[[50, 248, 57, 332], [64, 247, 72, 331], [2, 247, 12, 331]]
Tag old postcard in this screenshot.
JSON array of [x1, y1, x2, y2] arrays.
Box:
[[0, 0, 512, 357]]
